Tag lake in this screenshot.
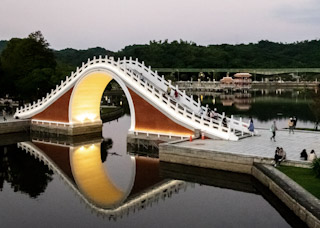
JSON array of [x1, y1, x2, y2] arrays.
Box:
[[0, 87, 314, 227]]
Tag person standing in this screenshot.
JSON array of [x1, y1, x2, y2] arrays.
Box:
[[293, 116, 297, 129], [2, 109, 7, 121], [167, 86, 171, 96], [270, 120, 277, 142], [248, 117, 254, 136], [288, 118, 294, 134]]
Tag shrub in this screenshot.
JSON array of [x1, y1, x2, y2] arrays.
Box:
[[312, 158, 320, 178]]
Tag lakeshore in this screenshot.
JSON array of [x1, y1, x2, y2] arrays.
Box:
[[159, 129, 320, 227]]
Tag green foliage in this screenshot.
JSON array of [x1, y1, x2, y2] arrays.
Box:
[[2, 34, 320, 102], [278, 166, 320, 199], [312, 158, 320, 178], [0, 40, 7, 54], [54, 47, 114, 68], [114, 39, 320, 69], [0, 31, 56, 100]]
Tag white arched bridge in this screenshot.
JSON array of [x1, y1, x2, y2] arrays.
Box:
[[14, 56, 255, 141]]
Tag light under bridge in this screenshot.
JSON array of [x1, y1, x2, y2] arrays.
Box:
[[18, 139, 191, 220], [14, 56, 255, 141]]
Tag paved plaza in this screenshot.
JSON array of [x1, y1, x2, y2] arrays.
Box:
[[0, 114, 15, 122], [176, 128, 320, 162]]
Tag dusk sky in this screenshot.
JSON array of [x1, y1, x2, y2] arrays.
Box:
[[1, 0, 320, 51]]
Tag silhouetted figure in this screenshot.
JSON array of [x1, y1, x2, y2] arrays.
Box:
[[300, 149, 308, 161], [248, 117, 254, 135], [2, 109, 7, 121], [292, 116, 297, 129], [222, 117, 228, 128], [288, 117, 294, 134], [270, 121, 277, 142]]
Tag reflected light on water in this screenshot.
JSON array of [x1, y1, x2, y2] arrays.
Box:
[[70, 142, 126, 208]]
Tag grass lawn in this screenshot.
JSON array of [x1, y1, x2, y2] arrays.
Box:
[[277, 166, 320, 199]]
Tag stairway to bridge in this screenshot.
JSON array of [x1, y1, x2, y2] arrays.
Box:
[[14, 56, 255, 140]]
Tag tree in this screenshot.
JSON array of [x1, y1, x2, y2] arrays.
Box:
[[0, 31, 56, 100]]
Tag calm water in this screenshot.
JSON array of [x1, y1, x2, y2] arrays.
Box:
[[0, 114, 307, 228], [197, 87, 319, 129], [1, 88, 315, 227]]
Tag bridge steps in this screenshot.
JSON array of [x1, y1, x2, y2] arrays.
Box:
[[14, 56, 256, 141]]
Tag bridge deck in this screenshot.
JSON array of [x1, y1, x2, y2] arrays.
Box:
[[167, 129, 320, 163]]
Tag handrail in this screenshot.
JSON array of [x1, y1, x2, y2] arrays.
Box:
[[14, 56, 255, 140]]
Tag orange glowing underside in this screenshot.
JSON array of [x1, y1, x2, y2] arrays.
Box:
[[129, 89, 193, 136], [71, 72, 113, 124], [70, 143, 124, 208]]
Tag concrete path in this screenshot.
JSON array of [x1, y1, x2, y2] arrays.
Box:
[[0, 115, 15, 122], [176, 128, 320, 162]]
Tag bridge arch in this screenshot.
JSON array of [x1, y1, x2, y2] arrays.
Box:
[[15, 57, 254, 140], [68, 67, 136, 132]]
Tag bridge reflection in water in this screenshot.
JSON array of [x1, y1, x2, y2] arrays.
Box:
[[17, 136, 191, 220], [15, 135, 306, 226]]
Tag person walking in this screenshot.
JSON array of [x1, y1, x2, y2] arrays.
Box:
[[2, 108, 7, 121], [288, 117, 294, 134], [248, 117, 254, 136], [270, 120, 277, 142]]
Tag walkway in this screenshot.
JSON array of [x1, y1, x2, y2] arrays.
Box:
[[174, 128, 320, 162], [0, 115, 15, 122]]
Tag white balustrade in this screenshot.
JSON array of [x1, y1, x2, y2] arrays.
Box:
[[14, 56, 252, 140]]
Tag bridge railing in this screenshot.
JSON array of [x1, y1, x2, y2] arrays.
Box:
[[15, 56, 250, 139], [119, 57, 251, 136], [120, 66, 232, 136], [119, 58, 202, 113]]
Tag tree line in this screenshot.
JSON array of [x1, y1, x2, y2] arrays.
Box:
[[1, 32, 320, 102]]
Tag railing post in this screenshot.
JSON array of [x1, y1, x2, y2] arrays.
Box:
[[240, 117, 244, 136], [230, 115, 234, 133]]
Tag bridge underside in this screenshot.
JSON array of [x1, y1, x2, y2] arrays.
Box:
[[30, 71, 193, 137]]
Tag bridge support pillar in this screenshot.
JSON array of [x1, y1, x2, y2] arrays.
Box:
[[30, 122, 103, 136]]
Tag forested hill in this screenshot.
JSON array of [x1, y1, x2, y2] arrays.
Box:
[[0, 40, 8, 53], [52, 40, 320, 69], [54, 47, 114, 67], [1, 39, 320, 68], [1, 32, 320, 102]]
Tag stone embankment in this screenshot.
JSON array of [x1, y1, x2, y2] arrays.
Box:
[[159, 135, 320, 227], [0, 119, 30, 134]]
